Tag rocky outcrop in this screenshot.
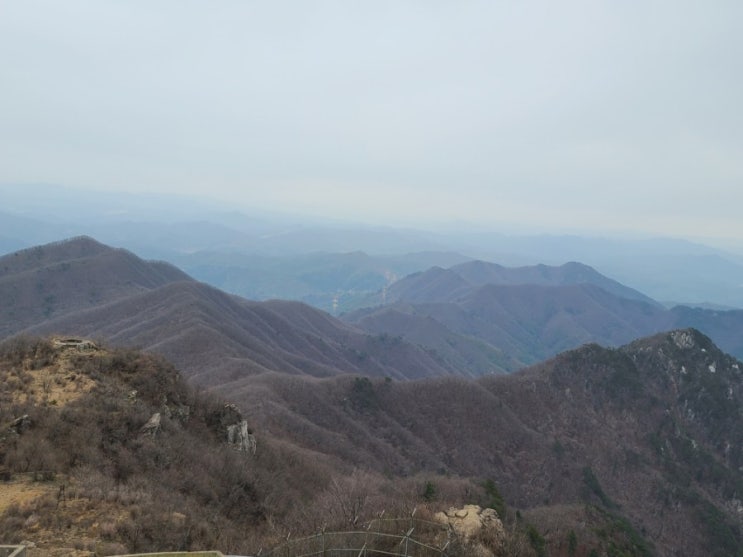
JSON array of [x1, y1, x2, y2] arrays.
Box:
[[434, 504, 505, 557], [52, 338, 98, 352], [140, 412, 161, 436], [8, 415, 31, 435], [227, 420, 256, 454], [208, 403, 256, 454]]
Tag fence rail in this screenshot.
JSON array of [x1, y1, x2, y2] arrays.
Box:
[[261, 517, 452, 557]]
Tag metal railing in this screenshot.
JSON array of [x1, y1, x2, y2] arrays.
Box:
[[261, 517, 452, 557], [0, 546, 27, 557]]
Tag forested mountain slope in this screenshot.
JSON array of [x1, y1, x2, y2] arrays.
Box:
[[0, 236, 189, 338], [347, 261, 743, 368], [218, 329, 743, 557], [4, 238, 472, 382]]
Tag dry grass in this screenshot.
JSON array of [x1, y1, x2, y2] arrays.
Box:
[[0, 473, 99, 557], [21, 495, 130, 557], [0, 475, 55, 514], [18, 349, 98, 408], [0, 338, 267, 555]]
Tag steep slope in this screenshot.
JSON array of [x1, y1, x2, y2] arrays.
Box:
[[25, 280, 461, 384], [0, 236, 190, 337], [220, 329, 743, 557]]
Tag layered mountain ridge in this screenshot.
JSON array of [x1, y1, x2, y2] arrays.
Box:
[[6, 236, 743, 382], [345, 259, 743, 369], [2, 237, 743, 555], [380, 260, 658, 306], [0, 236, 189, 338], [3, 237, 469, 383]]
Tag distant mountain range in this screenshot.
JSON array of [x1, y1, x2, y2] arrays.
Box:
[[4, 236, 743, 380], [344, 259, 743, 368], [3, 185, 743, 309], [2, 237, 477, 383], [372, 260, 658, 305], [169, 249, 472, 314]]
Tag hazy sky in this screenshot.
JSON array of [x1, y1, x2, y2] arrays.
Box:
[[1, 1, 741, 240]]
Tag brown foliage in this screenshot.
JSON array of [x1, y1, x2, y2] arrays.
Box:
[[0, 339, 265, 554]]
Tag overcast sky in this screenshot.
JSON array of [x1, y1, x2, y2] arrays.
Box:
[[1, 1, 741, 241]]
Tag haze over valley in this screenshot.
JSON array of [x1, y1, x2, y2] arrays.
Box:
[[4, 185, 743, 314], [3, 105, 743, 557]]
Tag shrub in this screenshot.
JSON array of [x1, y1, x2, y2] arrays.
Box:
[[526, 524, 546, 557], [482, 478, 507, 518]]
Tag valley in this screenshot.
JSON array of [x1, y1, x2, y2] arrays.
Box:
[[1, 237, 743, 556]]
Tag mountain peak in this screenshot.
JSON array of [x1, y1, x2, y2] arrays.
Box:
[[0, 236, 191, 338], [1, 235, 111, 271], [621, 327, 722, 361]]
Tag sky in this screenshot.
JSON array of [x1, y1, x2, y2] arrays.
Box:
[[1, 1, 742, 241]]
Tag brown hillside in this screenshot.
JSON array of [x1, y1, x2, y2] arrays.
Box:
[[347, 283, 672, 369], [0, 337, 265, 555], [342, 304, 522, 374], [0, 237, 472, 383], [25, 281, 463, 384], [216, 329, 743, 557], [0, 336, 600, 557], [350, 261, 743, 369], [0, 237, 190, 338], [451, 260, 658, 305], [3, 330, 740, 556]]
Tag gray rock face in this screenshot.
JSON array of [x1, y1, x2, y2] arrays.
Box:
[[8, 415, 31, 435], [227, 420, 256, 454], [208, 403, 256, 454], [140, 412, 161, 436]]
